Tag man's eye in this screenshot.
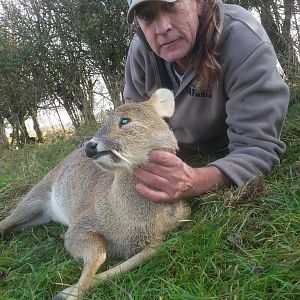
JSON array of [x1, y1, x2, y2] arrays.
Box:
[[119, 118, 131, 127], [137, 11, 155, 22]]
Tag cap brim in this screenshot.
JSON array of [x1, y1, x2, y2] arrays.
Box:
[[127, 0, 176, 24]]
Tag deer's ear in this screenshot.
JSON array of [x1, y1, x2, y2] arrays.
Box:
[[148, 89, 175, 118]]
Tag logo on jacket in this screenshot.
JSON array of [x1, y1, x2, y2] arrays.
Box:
[[188, 85, 212, 98]]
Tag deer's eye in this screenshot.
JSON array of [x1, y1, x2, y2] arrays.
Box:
[[119, 118, 131, 127]]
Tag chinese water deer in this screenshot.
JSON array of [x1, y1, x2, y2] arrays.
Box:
[[0, 89, 191, 300]]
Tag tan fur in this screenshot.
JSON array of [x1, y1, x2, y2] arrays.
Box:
[[0, 89, 191, 300]]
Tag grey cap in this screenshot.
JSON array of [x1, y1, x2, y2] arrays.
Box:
[[127, 0, 177, 24]]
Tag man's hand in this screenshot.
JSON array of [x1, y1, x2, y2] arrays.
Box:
[[134, 150, 197, 202], [134, 150, 228, 202]]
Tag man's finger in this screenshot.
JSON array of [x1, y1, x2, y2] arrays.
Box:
[[135, 183, 171, 202], [138, 161, 170, 177], [134, 168, 169, 190], [147, 150, 178, 167]]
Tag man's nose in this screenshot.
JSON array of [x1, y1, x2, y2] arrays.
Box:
[[155, 13, 172, 34]]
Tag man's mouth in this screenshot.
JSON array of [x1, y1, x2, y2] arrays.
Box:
[[160, 39, 177, 47]]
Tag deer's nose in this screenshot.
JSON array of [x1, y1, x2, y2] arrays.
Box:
[[85, 141, 98, 158]]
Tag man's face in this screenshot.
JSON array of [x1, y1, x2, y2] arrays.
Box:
[[136, 0, 202, 67]]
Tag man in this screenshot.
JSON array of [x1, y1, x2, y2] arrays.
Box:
[[123, 0, 289, 202]]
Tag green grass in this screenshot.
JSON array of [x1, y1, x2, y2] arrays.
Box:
[[0, 101, 299, 300]]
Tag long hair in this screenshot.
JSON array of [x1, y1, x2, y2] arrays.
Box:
[[193, 0, 223, 92]]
